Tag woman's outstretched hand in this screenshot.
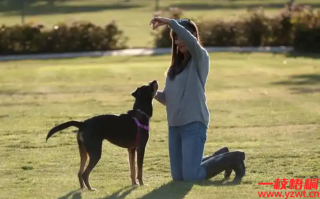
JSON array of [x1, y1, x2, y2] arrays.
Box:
[[150, 17, 171, 30]]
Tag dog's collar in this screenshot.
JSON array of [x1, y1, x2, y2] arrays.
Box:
[[136, 109, 150, 120], [133, 118, 149, 131]]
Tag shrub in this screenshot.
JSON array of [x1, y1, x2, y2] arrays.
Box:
[[290, 5, 320, 52], [0, 20, 128, 55], [152, 3, 320, 53], [197, 19, 244, 46], [266, 11, 293, 46]]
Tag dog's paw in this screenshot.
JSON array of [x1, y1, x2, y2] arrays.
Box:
[[89, 188, 97, 191], [132, 182, 138, 186]]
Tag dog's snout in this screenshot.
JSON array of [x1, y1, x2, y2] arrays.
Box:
[[152, 80, 158, 90], [150, 80, 158, 98], [149, 80, 158, 88]]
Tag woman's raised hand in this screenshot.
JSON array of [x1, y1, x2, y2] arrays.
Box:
[[150, 16, 171, 30]]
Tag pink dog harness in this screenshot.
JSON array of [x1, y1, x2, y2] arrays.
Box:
[[132, 118, 149, 148]]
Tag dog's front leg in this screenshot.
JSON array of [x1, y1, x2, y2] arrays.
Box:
[[128, 148, 137, 185], [136, 144, 146, 186]]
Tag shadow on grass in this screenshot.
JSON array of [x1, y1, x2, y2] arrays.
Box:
[[272, 73, 320, 94], [100, 180, 240, 199], [58, 189, 82, 199], [272, 74, 320, 86], [97, 185, 138, 199], [289, 87, 320, 94], [285, 52, 320, 59], [0, 0, 142, 16], [167, 2, 320, 11], [136, 181, 194, 199]]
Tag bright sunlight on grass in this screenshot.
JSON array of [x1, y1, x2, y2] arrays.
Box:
[[0, 52, 319, 199]]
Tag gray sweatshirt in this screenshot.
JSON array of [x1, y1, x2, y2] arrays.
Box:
[[155, 19, 210, 128]]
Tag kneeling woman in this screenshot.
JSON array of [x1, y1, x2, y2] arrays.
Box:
[[151, 16, 246, 182]]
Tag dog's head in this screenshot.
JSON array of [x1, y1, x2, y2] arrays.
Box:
[[129, 80, 158, 120], [131, 80, 158, 100]]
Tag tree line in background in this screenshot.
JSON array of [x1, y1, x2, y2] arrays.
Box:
[[155, 4, 320, 53], [0, 2, 319, 55]]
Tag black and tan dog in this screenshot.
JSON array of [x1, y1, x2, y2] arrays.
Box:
[[46, 80, 158, 191]]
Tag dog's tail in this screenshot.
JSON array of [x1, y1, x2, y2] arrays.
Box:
[[46, 121, 82, 142]]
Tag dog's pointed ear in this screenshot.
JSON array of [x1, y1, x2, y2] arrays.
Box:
[[131, 88, 138, 98]]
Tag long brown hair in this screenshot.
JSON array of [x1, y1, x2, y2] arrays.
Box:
[[166, 19, 201, 80]]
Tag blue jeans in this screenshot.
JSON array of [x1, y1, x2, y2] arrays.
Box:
[[168, 121, 208, 181]]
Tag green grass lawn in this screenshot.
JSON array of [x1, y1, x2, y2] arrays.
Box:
[[0, 52, 320, 199], [0, 0, 320, 48]]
